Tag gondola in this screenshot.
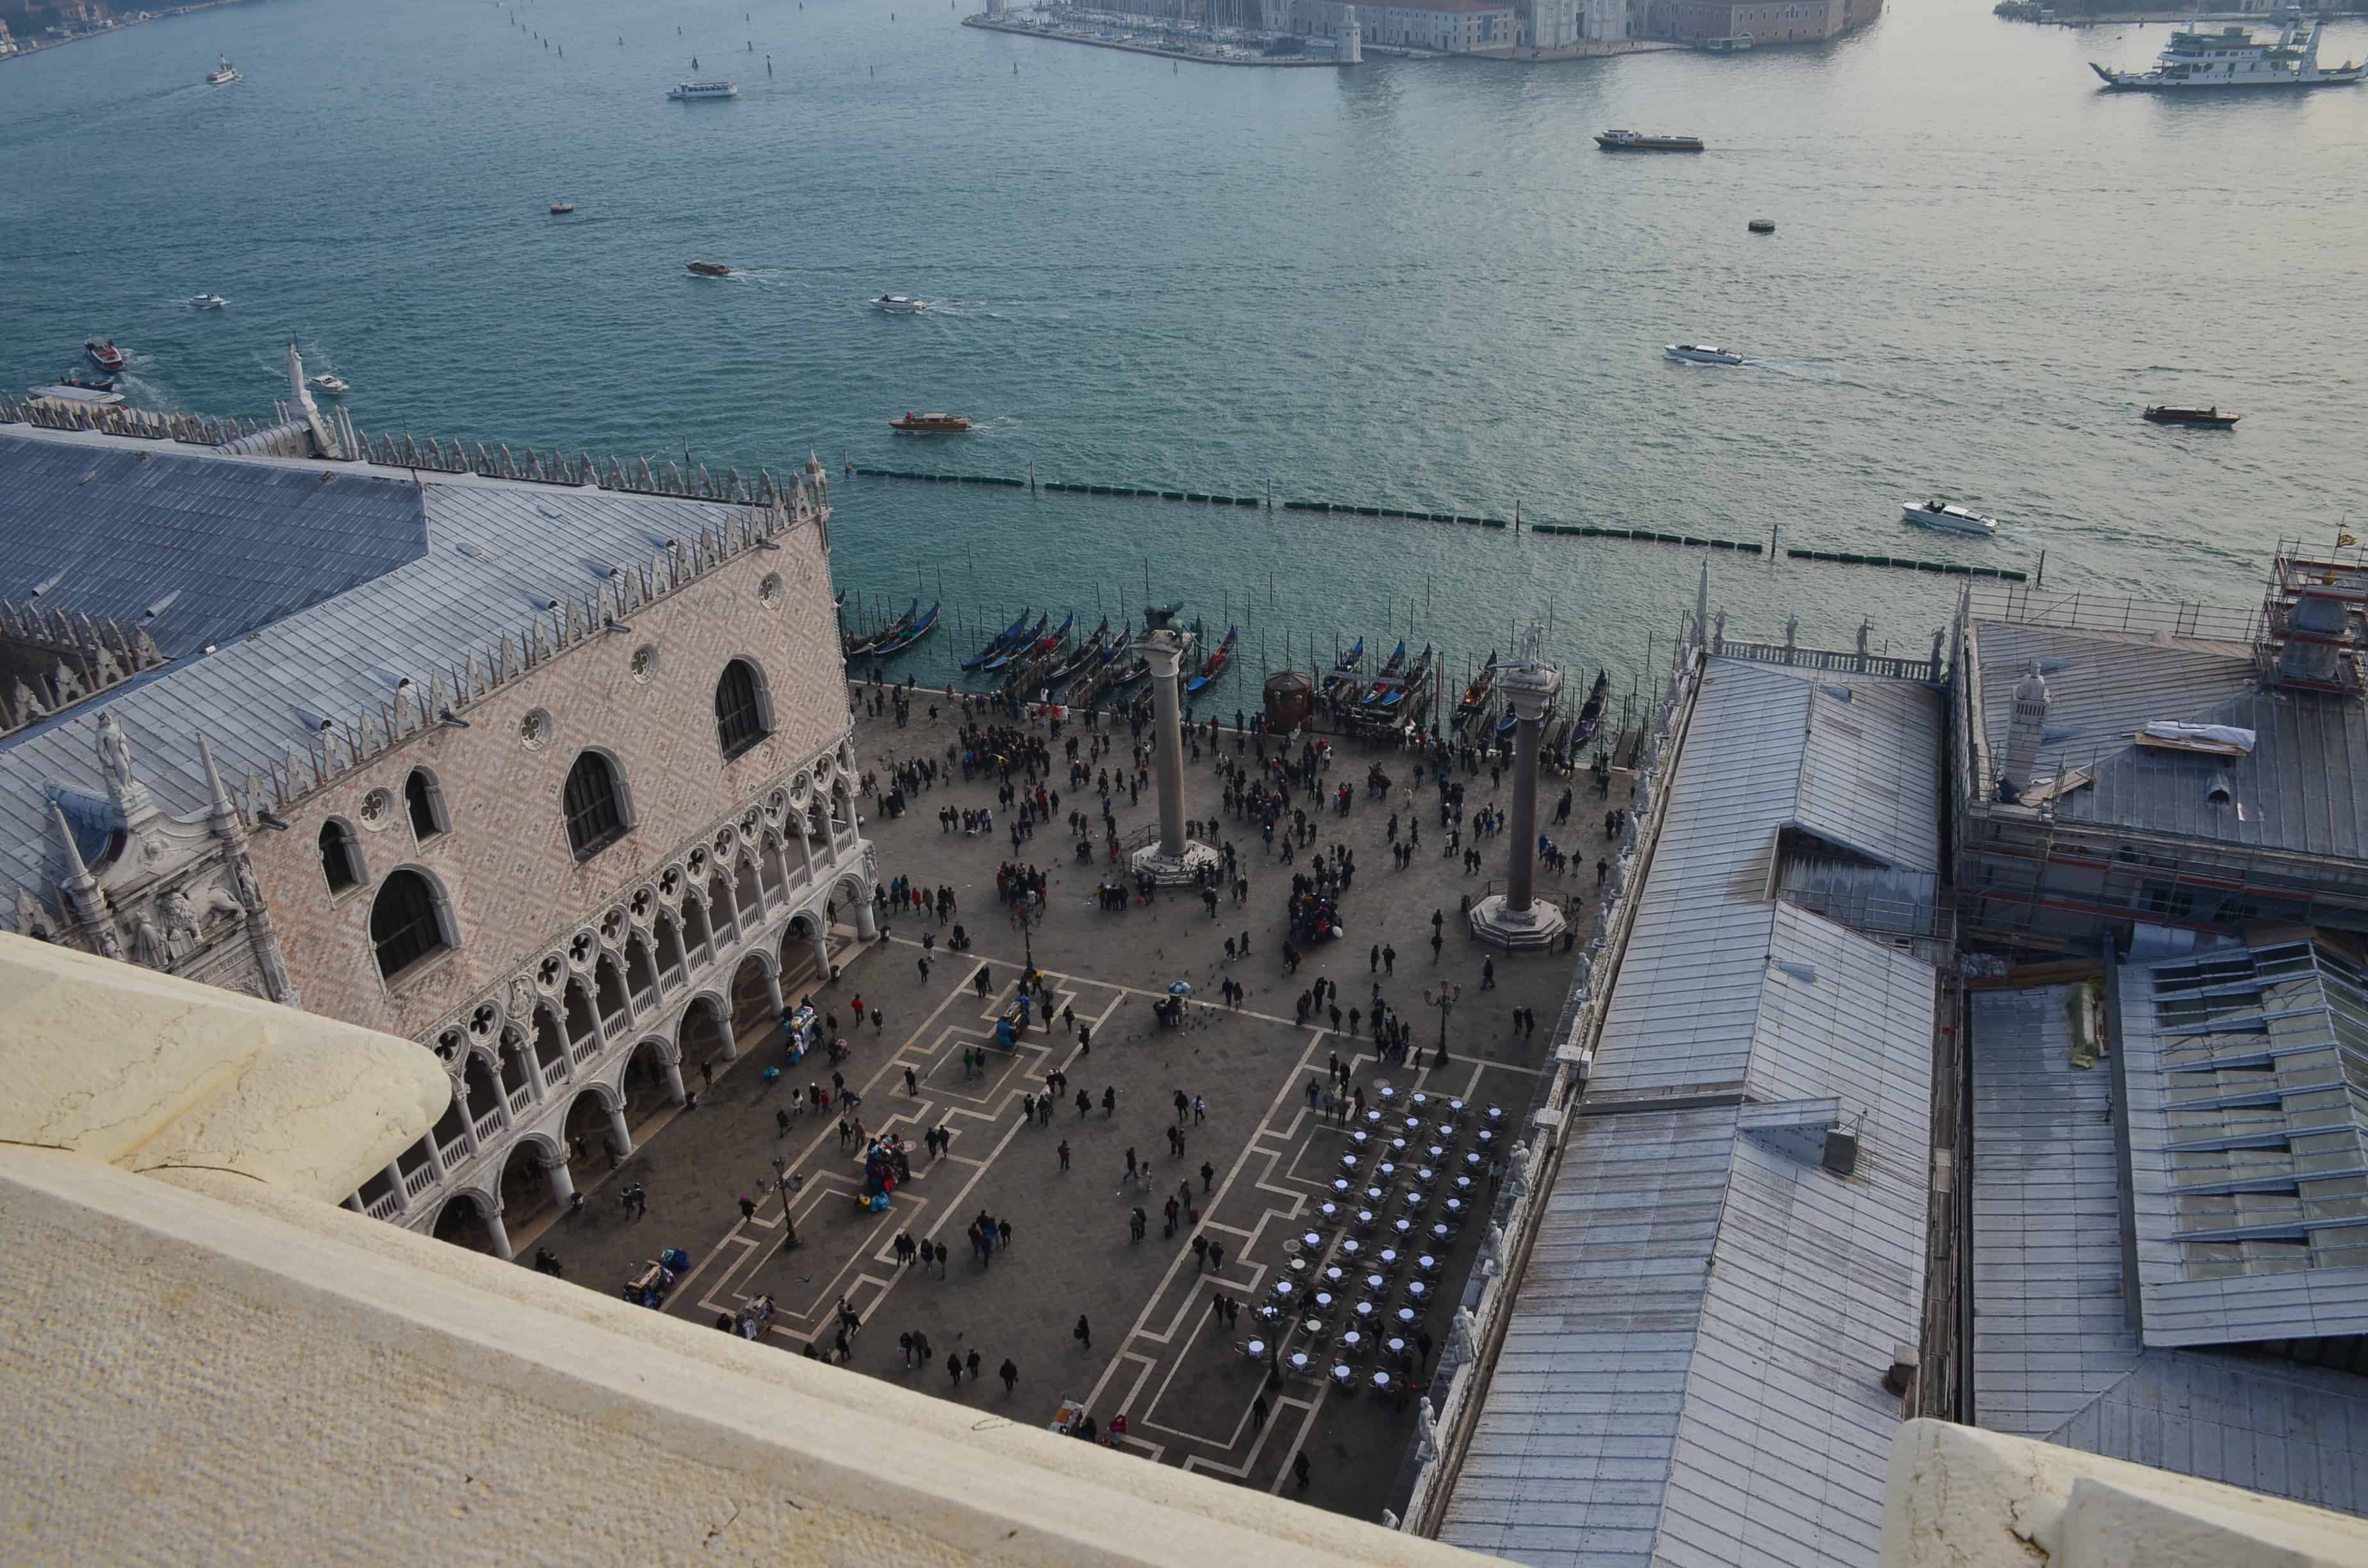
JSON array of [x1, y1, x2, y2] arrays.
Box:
[[1570, 669, 1611, 746], [1322, 638, 1365, 703], [1358, 641, 1408, 706], [1185, 626, 1237, 696], [869, 601, 941, 659], [1042, 619, 1112, 689], [845, 600, 917, 659], [980, 614, 1049, 673], [998, 613, 1076, 692], [1371, 646, 1431, 711], [1457, 651, 1499, 719], [962, 607, 1032, 671]]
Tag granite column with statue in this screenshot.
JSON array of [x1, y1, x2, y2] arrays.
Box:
[[1469, 636, 1566, 951], [1130, 619, 1222, 885]]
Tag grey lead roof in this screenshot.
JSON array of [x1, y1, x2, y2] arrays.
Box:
[[1970, 985, 2147, 1439], [1973, 618, 2368, 862], [1440, 658, 1937, 1568], [0, 431, 431, 658], [1969, 982, 2368, 1517], [0, 427, 772, 913]]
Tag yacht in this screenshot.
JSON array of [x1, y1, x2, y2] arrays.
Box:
[[309, 373, 349, 396], [206, 55, 240, 85], [1665, 343, 1743, 365], [889, 411, 974, 435], [873, 294, 931, 314], [186, 293, 228, 309], [668, 80, 741, 100], [2091, 11, 2364, 90], [1595, 129, 1705, 152], [1902, 498, 2000, 535]]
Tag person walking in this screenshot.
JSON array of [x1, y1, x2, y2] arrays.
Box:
[[966, 1349, 982, 1383], [1292, 1451, 1311, 1490], [1252, 1394, 1269, 1437], [999, 1357, 1019, 1394], [1057, 1139, 1071, 1172], [947, 1352, 963, 1387], [998, 1218, 1012, 1252], [1199, 1159, 1215, 1194], [1208, 1239, 1225, 1273], [1074, 1314, 1092, 1351], [1191, 1234, 1209, 1271]]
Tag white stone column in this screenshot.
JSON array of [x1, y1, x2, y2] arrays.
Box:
[[343, 1194, 365, 1214], [761, 968, 785, 1040], [606, 1103, 634, 1161], [482, 1204, 515, 1262], [545, 1154, 577, 1210], [808, 924, 832, 983], [384, 1160, 409, 1214], [1128, 623, 1223, 886], [661, 1054, 688, 1106], [854, 895, 879, 942]]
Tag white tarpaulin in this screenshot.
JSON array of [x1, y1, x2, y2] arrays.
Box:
[[2141, 721, 2257, 753]]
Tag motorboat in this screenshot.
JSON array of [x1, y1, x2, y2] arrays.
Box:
[[186, 293, 228, 309], [687, 260, 734, 277], [1901, 498, 2000, 535], [2091, 13, 2364, 91], [668, 80, 741, 99], [1747, 218, 1776, 234], [873, 294, 930, 314], [309, 373, 349, 396], [1595, 129, 1704, 151], [549, 201, 576, 215], [1665, 343, 1743, 365], [206, 55, 240, 84], [85, 338, 126, 373], [889, 411, 973, 435], [2144, 404, 2241, 427], [58, 372, 116, 393]]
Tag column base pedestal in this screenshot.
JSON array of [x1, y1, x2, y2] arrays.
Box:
[[1128, 840, 1222, 887], [1467, 894, 1567, 952]]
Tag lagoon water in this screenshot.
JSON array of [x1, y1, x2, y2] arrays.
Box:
[[3, 0, 2364, 703]]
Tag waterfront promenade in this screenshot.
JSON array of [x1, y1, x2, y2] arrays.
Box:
[[964, 13, 1345, 66], [539, 683, 1602, 1521], [0, 0, 249, 63]]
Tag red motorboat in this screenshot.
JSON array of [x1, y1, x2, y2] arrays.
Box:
[[85, 338, 126, 373]]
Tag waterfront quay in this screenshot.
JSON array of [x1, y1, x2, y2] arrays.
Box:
[[543, 683, 1599, 1522], [966, 10, 1349, 65]]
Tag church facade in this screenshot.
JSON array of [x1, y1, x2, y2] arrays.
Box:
[[0, 350, 875, 1260]]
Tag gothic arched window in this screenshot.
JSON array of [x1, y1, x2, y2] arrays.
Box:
[[714, 658, 772, 761], [563, 750, 630, 860], [370, 869, 450, 981], [404, 768, 448, 841], [320, 819, 365, 895]]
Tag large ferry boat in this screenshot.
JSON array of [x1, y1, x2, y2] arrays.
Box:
[[668, 80, 741, 100], [2091, 11, 2364, 91], [889, 411, 974, 435]]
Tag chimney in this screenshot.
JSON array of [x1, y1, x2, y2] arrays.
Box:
[[2001, 660, 2048, 798]]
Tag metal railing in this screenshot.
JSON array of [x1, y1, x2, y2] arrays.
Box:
[[1970, 582, 2258, 644]]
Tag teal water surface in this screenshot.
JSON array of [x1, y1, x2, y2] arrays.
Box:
[[3, 0, 2364, 705]]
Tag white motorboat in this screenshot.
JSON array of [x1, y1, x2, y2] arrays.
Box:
[[1902, 498, 2000, 535], [309, 373, 350, 396], [1665, 343, 1743, 365], [187, 293, 228, 309], [206, 56, 240, 85], [873, 294, 930, 314]]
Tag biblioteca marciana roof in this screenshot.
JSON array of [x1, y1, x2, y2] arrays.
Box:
[[1439, 657, 1941, 1568]]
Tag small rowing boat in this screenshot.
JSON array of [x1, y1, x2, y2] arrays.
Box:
[[1185, 626, 1237, 695]]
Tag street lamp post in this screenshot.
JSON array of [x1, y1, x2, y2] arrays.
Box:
[[1422, 983, 1461, 1066]]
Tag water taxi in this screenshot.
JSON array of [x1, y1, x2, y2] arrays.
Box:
[[2142, 404, 2241, 427], [186, 293, 228, 309], [1595, 129, 1704, 152], [85, 338, 127, 373], [1902, 498, 2000, 535], [1665, 343, 1743, 365], [309, 373, 350, 396], [687, 261, 734, 277], [873, 294, 931, 314], [889, 412, 974, 435]]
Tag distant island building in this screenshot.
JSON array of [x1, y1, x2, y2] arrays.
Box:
[[1645, 0, 1881, 47]]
